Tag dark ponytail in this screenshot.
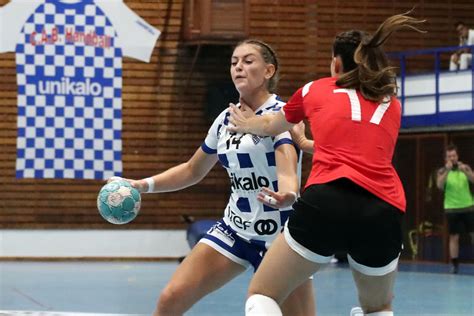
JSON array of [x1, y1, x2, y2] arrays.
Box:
[[334, 11, 426, 102]]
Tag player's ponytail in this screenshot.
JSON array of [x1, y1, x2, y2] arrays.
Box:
[[334, 11, 426, 102]]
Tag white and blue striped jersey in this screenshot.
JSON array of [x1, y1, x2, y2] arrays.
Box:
[[201, 94, 301, 246], [0, 0, 160, 179]]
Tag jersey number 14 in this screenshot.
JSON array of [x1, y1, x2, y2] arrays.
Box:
[[226, 133, 245, 150]]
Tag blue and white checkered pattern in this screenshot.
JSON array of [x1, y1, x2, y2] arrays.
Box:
[[201, 95, 300, 245], [14, 0, 122, 179]]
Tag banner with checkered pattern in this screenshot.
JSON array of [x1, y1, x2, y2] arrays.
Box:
[[0, 0, 160, 179]]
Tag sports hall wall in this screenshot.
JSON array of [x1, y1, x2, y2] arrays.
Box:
[[0, 0, 473, 259]]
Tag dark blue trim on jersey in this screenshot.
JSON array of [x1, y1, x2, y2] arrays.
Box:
[[201, 142, 217, 154], [223, 113, 230, 126], [279, 210, 292, 226], [218, 154, 229, 168], [256, 103, 282, 116], [216, 124, 223, 137], [237, 153, 254, 168], [272, 180, 278, 192], [49, 0, 93, 9], [265, 152, 276, 167], [273, 138, 294, 149], [265, 102, 279, 111], [236, 197, 251, 213], [248, 239, 266, 249], [263, 204, 278, 212]]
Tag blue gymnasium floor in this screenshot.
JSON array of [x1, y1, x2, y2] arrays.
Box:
[[0, 261, 473, 315]]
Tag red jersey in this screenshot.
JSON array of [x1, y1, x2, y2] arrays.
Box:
[[283, 77, 406, 211]]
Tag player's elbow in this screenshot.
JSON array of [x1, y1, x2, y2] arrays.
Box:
[[186, 161, 207, 185]]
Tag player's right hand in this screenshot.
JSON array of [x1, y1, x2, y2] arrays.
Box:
[[257, 187, 297, 209], [107, 176, 146, 192]]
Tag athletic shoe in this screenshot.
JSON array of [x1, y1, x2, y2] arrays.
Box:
[[350, 306, 364, 316]]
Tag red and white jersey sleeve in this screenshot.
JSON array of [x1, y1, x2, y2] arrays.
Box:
[[286, 77, 406, 212], [282, 86, 306, 124]]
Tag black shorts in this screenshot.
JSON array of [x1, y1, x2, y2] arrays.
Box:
[[286, 178, 403, 271], [446, 210, 474, 234]]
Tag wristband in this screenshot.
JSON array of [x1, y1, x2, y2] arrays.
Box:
[[144, 177, 155, 193]]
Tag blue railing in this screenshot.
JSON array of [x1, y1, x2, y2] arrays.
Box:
[[388, 45, 474, 128]]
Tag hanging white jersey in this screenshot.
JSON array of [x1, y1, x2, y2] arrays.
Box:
[[201, 94, 302, 245], [0, 0, 160, 179]]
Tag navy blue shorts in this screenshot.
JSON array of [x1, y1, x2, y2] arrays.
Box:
[[199, 220, 268, 271]]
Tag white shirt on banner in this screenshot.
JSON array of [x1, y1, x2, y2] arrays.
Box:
[[0, 0, 160, 179]]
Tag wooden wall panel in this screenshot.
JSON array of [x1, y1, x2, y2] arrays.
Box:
[[1, 0, 473, 229]]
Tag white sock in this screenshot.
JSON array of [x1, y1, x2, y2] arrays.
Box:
[[245, 294, 282, 316], [367, 312, 394, 316]]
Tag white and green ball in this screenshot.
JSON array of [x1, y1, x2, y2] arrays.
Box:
[[97, 180, 141, 224]]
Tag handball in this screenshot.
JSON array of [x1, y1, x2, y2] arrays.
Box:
[[97, 179, 141, 224]]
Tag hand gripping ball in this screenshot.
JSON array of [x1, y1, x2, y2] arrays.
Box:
[[97, 179, 141, 224]]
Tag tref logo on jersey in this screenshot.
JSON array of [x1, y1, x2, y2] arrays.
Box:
[[226, 207, 251, 230], [230, 172, 270, 191]]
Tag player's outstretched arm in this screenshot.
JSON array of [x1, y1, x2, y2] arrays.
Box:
[[228, 104, 294, 136], [110, 148, 218, 193]]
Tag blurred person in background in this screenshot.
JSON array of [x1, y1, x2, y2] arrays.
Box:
[[436, 144, 474, 274], [449, 21, 474, 71]]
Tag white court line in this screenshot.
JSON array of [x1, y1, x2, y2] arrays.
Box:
[[0, 312, 144, 316]]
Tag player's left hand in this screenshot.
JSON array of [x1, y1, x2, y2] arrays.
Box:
[[257, 187, 297, 209]]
